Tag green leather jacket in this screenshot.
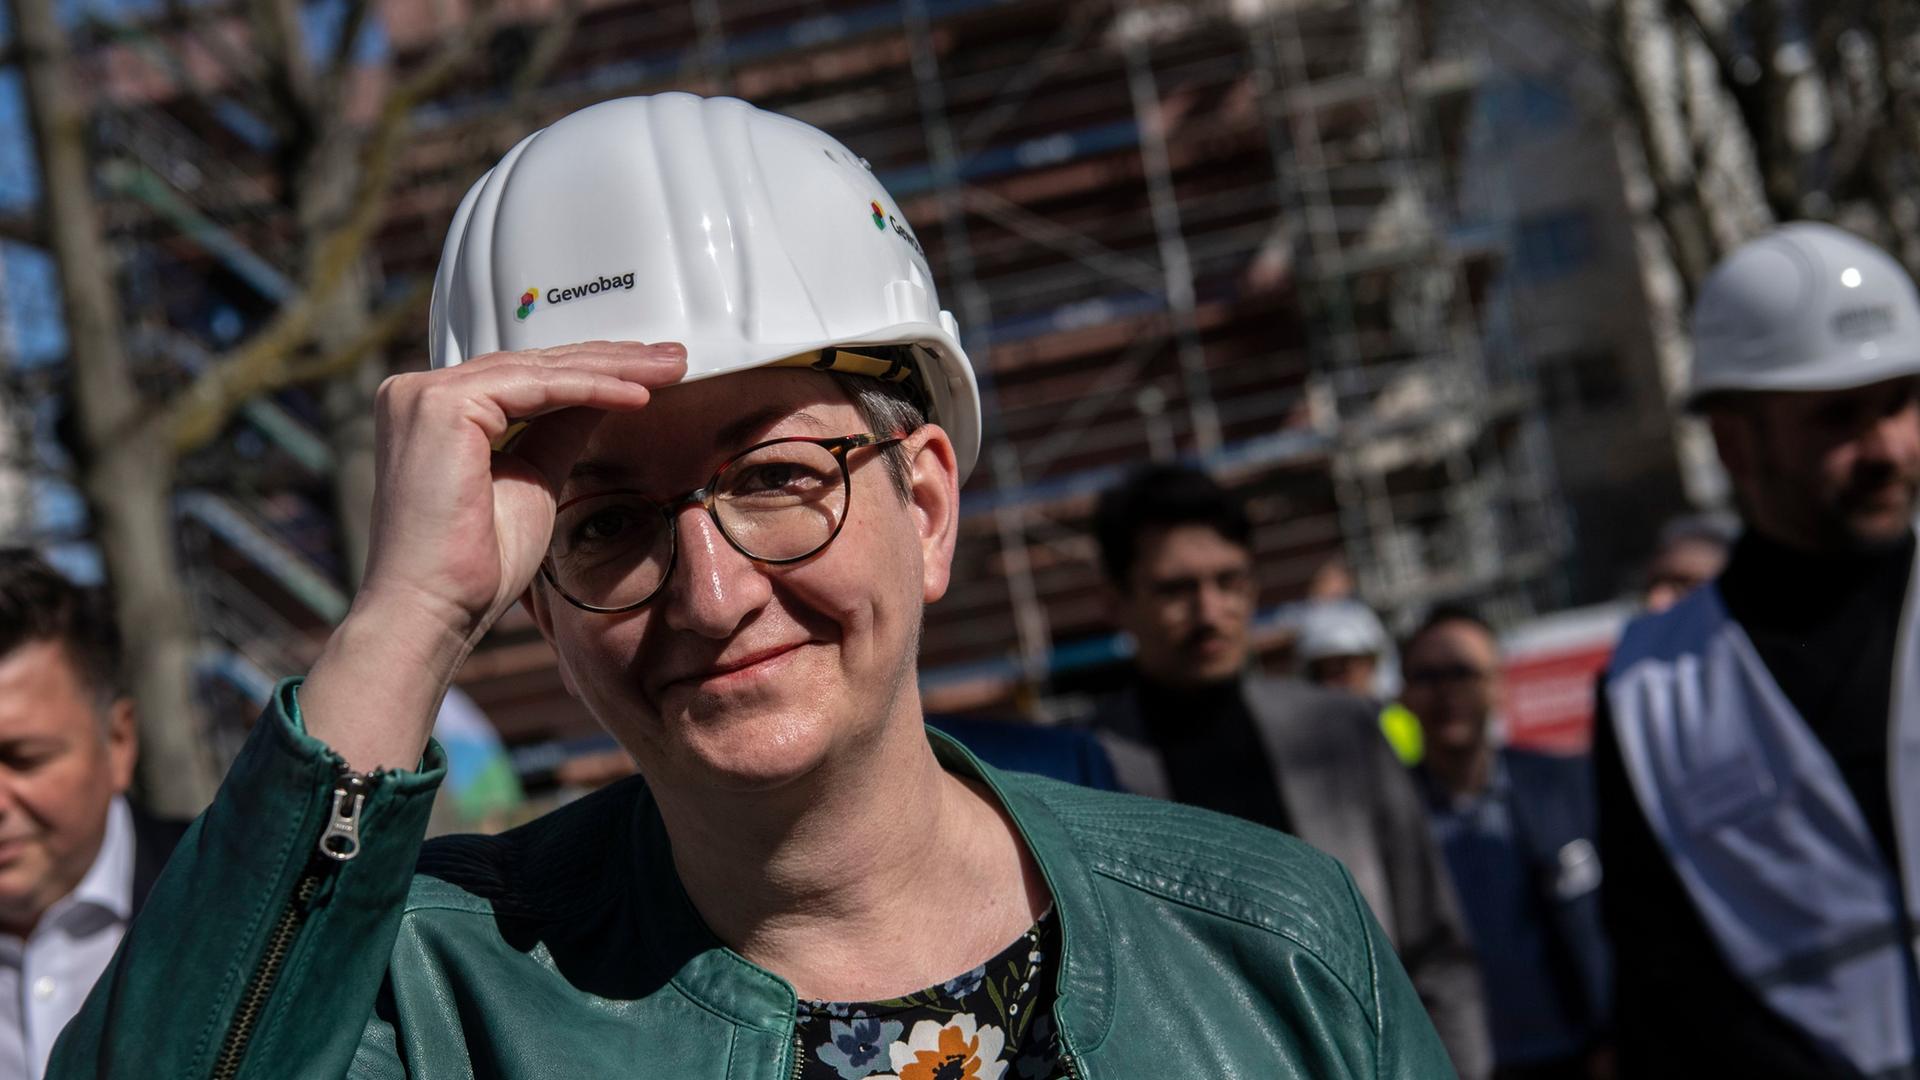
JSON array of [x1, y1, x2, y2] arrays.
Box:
[[51, 682, 1455, 1079]]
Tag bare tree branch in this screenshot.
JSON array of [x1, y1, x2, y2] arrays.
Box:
[[162, 282, 324, 450], [1816, 5, 1885, 202], [510, 0, 585, 102], [1750, 1, 1799, 221], [0, 212, 42, 245], [326, 0, 373, 87], [240, 0, 319, 141], [160, 98, 413, 448], [1667, 0, 1768, 144], [151, 0, 264, 101], [1871, 0, 1920, 270], [1611, 0, 1715, 295], [158, 0, 503, 452], [392, 0, 505, 106], [168, 277, 431, 453], [283, 279, 433, 387]]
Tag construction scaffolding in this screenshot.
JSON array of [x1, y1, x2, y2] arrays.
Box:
[[391, 0, 1567, 725], [1251, 0, 1566, 627], [46, 0, 1570, 760]]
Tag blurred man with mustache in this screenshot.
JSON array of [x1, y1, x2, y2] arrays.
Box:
[[0, 551, 184, 1080], [1597, 223, 1920, 1078], [1084, 464, 1491, 1079]]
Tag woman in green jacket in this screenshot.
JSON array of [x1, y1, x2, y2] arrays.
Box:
[[51, 94, 1454, 1080]]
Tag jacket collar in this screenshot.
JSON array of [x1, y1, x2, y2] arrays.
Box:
[[929, 728, 1116, 1052], [627, 785, 796, 1034], [626, 727, 1117, 1047]]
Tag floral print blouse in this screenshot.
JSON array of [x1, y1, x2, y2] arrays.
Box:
[[794, 910, 1067, 1080]]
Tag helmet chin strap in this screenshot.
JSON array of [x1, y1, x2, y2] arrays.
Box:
[[768, 345, 930, 411], [769, 346, 915, 383]]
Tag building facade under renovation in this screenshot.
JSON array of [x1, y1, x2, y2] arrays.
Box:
[[3, 0, 1664, 777]]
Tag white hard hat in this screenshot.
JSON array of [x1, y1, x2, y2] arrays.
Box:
[[1295, 600, 1389, 663], [1688, 222, 1920, 408], [429, 93, 982, 479]]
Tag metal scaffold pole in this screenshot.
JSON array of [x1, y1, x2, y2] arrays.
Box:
[[902, 0, 1055, 706], [1119, 16, 1223, 456], [1252, 0, 1397, 605]]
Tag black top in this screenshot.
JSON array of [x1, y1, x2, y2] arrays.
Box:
[[1717, 529, 1910, 860], [1594, 529, 1916, 1079], [1137, 675, 1293, 834], [129, 808, 189, 918], [793, 910, 1066, 1080]]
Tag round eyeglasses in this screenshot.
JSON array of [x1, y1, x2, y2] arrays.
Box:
[[541, 432, 902, 613]]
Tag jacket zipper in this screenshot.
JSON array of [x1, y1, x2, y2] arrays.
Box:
[[1057, 1024, 1085, 1080], [208, 769, 370, 1080]]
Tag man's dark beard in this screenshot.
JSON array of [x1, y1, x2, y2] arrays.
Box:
[[1181, 625, 1224, 650], [1833, 465, 1919, 548]]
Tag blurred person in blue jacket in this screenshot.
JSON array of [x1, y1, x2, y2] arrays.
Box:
[[1403, 607, 1611, 1080], [927, 715, 1118, 791]]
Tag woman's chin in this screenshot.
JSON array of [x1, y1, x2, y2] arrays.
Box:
[[647, 707, 843, 793]]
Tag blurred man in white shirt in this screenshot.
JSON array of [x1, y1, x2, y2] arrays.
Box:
[[0, 550, 184, 1079]]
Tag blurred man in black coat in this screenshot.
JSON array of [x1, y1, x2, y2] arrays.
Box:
[[1080, 464, 1491, 1079]]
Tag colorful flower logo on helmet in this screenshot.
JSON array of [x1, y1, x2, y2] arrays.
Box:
[[515, 287, 538, 321], [870, 201, 886, 230]]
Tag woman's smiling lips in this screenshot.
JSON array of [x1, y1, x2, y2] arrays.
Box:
[[659, 641, 812, 694]]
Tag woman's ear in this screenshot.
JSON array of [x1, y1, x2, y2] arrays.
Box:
[[904, 425, 961, 603]]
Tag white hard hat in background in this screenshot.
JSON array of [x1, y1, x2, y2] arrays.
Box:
[[429, 93, 983, 479], [1688, 222, 1920, 409], [1295, 600, 1389, 663]]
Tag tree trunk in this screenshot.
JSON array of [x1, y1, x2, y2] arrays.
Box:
[[10, 0, 219, 814], [90, 444, 218, 815], [291, 115, 383, 590], [321, 277, 382, 590]]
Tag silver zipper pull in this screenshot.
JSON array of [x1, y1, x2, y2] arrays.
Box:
[[317, 775, 368, 862]]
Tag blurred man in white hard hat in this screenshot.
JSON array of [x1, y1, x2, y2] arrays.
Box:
[[1297, 598, 1391, 696], [1596, 222, 1920, 1078], [1296, 599, 1425, 765], [55, 95, 1455, 1078]]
